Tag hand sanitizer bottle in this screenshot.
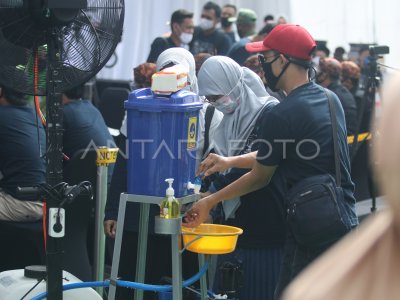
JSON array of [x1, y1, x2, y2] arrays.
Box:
[[160, 178, 180, 219]]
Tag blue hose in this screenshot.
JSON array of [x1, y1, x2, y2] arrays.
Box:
[[31, 262, 208, 300]]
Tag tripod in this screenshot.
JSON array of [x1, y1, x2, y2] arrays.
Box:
[[351, 47, 387, 212]]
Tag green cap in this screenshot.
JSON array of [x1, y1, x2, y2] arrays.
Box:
[[236, 8, 257, 25]]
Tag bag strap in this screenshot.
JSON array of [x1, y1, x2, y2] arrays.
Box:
[[325, 89, 341, 187], [202, 104, 215, 157]]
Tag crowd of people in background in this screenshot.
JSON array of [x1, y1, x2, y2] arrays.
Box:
[[144, 1, 374, 147]]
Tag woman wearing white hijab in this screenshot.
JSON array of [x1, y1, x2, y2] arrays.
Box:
[[120, 48, 223, 160], [197, 56, 284, 300], [156, 48, 223, 160]]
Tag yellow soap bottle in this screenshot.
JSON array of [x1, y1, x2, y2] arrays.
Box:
[[160, 178, 180, 219]]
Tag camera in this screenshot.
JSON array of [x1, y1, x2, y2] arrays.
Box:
[[366, 45, 390, 82], [369, 45, 389, 57]]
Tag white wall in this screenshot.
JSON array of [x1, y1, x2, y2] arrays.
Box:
[[97, 0, 399, 80], [290, 0, 399, 71], [97, 0, 290, 80]]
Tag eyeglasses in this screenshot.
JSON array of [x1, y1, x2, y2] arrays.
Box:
[[205, 95, 223, 103], [258, 54, 280, 64]]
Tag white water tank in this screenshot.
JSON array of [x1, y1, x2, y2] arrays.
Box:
[[0, 266, 102, 300]]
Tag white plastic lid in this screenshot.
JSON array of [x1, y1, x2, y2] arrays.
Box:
[[165, 178, 175, 197]]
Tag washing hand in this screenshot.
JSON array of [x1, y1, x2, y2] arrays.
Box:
[[183, 196, 214, 228], [197, 153, 231, 177]]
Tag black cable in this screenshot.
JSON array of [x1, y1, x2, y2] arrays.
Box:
[[19, 277, 46, 300], [105, 52, 118, 68], [309, 65, 317, 82], [39, 183, 64, 203]]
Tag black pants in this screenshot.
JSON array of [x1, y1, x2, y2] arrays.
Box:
[[273, 233, 332, 299]]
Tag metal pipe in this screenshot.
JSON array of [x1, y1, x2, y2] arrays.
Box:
[[93, 164, 107, 295]]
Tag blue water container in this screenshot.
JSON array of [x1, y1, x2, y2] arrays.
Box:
[[125, 88, 203, 197]]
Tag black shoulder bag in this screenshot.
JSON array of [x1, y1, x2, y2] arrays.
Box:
[[286, 90, 354, 248], [202, 104, 215, 158]]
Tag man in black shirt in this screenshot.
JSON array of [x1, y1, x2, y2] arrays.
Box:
[[220, 4, 237, 44], [0, 87, 46, 221], [185, 24, 357, 298], [147, 9, 194, 63], [190, 1, 231, 55], [317, 57, 358, 136]]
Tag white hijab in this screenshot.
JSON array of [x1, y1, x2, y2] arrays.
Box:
[[120, 48, 199, 136], [198, 56, 278, 157], [198, 56, 278, 219], [156, 47, 199, 94]]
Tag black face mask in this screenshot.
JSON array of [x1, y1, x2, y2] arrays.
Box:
[[221, 17, 232, 28], [260, 55, 290, 92]]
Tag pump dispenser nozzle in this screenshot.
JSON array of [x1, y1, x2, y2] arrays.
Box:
[[165, 178, 175, 197], [160, 178, 179, 219]]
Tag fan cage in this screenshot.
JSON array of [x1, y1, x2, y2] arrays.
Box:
[[0, 0, 124, 96]]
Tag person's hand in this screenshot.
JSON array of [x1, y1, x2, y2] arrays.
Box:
[[104, 220, 117, 238], [197, 153, 230, 177], [205, 214, 213, 224], [200, 191, 211, 198], [183, 197, 214, 227]]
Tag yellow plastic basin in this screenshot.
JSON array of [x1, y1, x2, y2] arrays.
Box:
[[181, 224, 243, 254]]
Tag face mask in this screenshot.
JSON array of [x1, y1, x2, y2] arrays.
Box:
[[261, 55, 289, 92], [312, 56, 320, 67], [221, 17, 232, 28], [199, 18, 214, 31], [180, 32, 193, 44], [212, 95, 239, 114]]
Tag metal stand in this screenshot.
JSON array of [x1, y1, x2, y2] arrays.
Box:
[[93, 148, 118, 296], [155, 216, 183, 299], [93, 164, 107, 296], [108, 193, 208, 300]]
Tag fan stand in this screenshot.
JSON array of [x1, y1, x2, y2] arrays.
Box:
[[44, 31, 65, 300], [0, 2, 124, 299]]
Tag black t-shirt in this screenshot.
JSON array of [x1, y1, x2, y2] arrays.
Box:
[[0, 105, 46, 199], [257, 82, 355, 206], [211, 102, 286, 248], [146, 37, 177, 63], [63, 100, 115, 158], [190, 27, 232, 56], [328, 80, 358, 136]]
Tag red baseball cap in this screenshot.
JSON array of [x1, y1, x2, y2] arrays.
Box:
[[246, 24, 316, 61]]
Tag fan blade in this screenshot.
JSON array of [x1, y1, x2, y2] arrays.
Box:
[[0, 0, 124, 95]]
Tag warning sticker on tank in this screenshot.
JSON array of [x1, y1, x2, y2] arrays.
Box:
[[187, 117, 197, 149]]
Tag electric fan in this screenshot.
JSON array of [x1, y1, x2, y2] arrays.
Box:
[[0, 1, 124, 299]]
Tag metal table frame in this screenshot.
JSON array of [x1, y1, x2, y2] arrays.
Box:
[[108, 193, 208, 300]]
